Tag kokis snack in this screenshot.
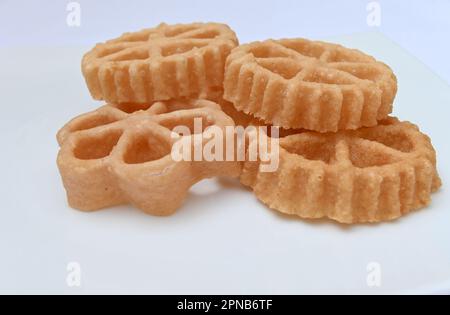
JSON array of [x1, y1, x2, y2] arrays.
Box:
[[57, 22, 440, 224], [82, 23, 238, 104], [224, 39, 397, 132]]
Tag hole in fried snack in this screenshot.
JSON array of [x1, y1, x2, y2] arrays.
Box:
[[281, 136, 335, 163], [74, 130, 123, 160], [280, 40, 326, 59], [164, 25, 198, 37], [119, 32, 152, 42], [187, 29, 220, 39], [112, 103, 152, 114], [357, 131, 413, 153], [248, 45, 290, 58], [331, 63, 384, 81], [70, 113, 119, 133], [161, 42, 208, 57], [96, 44, 129, 58], [256, 59, 302, 80], [160, 115, 215, 135], [123, 133, 171, 164], [326, 47, 372, 63], [302, 68, 355, 84], [349, 141, 400, 167], [109, 49, 149, 61]]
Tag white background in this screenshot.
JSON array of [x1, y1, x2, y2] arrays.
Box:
[[0, 0, 449, 294], [2, 0, 450, 84]]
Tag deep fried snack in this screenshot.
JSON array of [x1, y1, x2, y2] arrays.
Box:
[[82, 22, 238, 104], [218, 97, 303, 138], [241, 117, 441, 223], [217, 96, 264, 128], [224, 38, 397, 132], [57, 99, 241, 215]]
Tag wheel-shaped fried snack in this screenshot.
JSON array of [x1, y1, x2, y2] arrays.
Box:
[[241, 118, 441, 223], [83, 22, 238, 104], [224, 38, 397, 132]]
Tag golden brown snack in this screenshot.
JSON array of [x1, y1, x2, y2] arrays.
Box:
[[57, 99, 241, 215], [207, 93, 302, 138], [219, 98, 304, 138], [241, 117, 441, 223], [224, 38, 397, 132], [82, 22, 238, 104], [217, 96, 264, 128]]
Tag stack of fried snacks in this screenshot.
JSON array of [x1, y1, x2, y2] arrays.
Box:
[[57, 22, 441, 224]]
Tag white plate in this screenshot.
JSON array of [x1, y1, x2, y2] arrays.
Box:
[[0, 32, 448, 294]]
